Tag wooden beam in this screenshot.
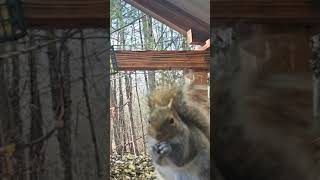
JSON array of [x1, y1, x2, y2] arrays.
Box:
[[124, 0, 209, 45], [187, 29, 208, 45], [24, 0, 108, 28], [196, 39, 210, 51], [115, 50, 209, 71], [212, 0, 320, 24]]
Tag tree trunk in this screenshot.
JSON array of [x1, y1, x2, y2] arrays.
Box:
[[134, 71, 146, 155], [127, 119, 134, 154], [125, 72, 139, 155], [124, 74, 133, 154], [143, 71, 149, 93], [118, 1, 128, 154], [28, 34, 44, 180], [118, 76, 126, 153], [138, 18, 144, 50], [80, 31, 102, 177], [143, 15, 156, 91], [111, 77, 122, 154], [47, 31, 73, 180], [7, 42, 26, 180], [0, 45, 14, 180], [148, 72, 156, 91]]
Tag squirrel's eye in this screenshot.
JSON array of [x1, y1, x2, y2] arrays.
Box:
[[169, 118, 174, 124]]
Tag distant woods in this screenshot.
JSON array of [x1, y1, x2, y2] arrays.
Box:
[[0, 29, 108, 180], [110, 0, 192, 156]]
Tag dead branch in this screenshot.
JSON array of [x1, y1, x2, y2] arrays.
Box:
[[0, 30, 79, 60], [0, 128, 57, 156]]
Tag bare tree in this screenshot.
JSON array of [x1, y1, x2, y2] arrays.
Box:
[[80, 31, 102, 177], [134, 71, 146, 155], [47, 31, 73, 180], [7, 43, 26, 179], [0, 45, 14, 180], [111, 77, 122, 154], [125, 72, 139, 155], [28, 34, 44, 180], [118, 75, 127, 153]]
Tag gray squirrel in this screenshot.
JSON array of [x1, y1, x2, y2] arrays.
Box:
[[146, 84, 210, 180]]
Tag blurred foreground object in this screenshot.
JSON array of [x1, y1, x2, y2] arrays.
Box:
[[0, 0, 26, 42]]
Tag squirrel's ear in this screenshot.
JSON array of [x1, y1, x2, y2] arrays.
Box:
[[167, 98, 173, 109]]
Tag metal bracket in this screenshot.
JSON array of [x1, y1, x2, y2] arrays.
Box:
[[110, 45, 119, 75]]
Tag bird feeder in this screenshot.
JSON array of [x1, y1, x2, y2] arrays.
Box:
[[0, 0, 27, 43], [110, 45, 119, 75]]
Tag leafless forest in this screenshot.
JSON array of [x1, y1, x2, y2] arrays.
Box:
[[0, 29, 108, 180]]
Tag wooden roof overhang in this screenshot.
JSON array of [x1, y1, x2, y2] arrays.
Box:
[[210, 0, 320, 69], [115, 50, 209, 71], [124, 0, 210, 45], [212, 1, 320, 25], [24, 0, 108, 28]]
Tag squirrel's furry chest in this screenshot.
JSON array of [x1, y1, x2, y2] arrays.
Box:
[[155, 165, 198, 180], [154, 154, 208, 180]]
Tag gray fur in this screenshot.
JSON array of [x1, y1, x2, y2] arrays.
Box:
[[147, 126, 210, 180]]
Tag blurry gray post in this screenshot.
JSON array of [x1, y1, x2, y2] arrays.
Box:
[[311, 34, 320, 132]]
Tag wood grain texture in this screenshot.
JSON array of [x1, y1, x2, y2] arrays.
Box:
[[124, 0, 209, 45], [24, 0, 108, 28], [115, 50, 209, 71]]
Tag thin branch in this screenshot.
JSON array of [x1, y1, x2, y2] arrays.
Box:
[[111, 100, 129, 109], [111, 15, 146, 34], [22, 128, 56, 149], [0, 30, 80, 60], [0, 128, 57, 156], [0, 39, 59, 59]]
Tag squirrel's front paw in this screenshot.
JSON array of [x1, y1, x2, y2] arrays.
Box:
[[151, 142, 172, 165], [153, 142, 172, 155]]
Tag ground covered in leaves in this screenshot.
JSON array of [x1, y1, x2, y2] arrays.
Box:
[[110, 154, 157, 179]]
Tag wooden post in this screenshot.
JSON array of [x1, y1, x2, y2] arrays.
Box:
[[311, 34, 320, 131], [313, 75, 319, 130]]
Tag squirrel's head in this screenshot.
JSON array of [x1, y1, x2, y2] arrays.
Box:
[[147, 98, 185, 141]]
